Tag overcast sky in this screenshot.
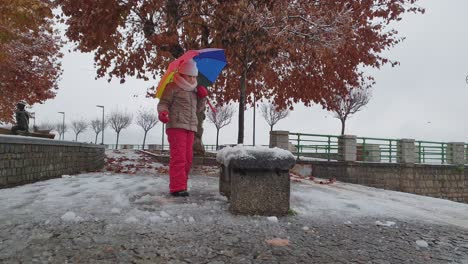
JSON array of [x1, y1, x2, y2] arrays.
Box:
[[29, 0, 468, 146]]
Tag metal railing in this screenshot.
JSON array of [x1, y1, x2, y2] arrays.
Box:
[[290, 132, 466, 165], [415, 140, 448, 164], [356, 137, 399, 163], [289, 133, 341, 161]]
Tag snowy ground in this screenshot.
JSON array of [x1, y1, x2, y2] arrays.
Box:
[[0, 149, 467, 263]]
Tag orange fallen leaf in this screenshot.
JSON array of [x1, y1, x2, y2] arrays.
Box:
[[265, 238, 290, 247]]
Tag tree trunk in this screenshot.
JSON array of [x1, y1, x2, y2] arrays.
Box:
[[216, 128, 220, 150], [340, 119, 346, 135], [193, 110, 206, 156], [237, 68, 247, 144], [270, 125, 273, 132], [142, 131, 148, 150], [95, 133, 98, 144], [116, 132, 120, 149]]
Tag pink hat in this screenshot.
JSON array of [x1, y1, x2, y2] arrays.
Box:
[[178, 59, 198, 76]]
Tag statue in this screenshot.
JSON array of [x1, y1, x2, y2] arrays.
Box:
[[11, 101, 30, 134]]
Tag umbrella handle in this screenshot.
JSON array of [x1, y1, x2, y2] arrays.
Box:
[[207, 100, 216, 113]]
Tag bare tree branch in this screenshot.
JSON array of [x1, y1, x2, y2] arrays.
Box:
[[71, 119, 88, 141], [260, 103, 289, 132], [54, 122, 68, 140], [330, 87, 371, 135], [108, 109, 133, 148], [207, 104, 235, 150], [90, 118, 107, 144], [136, 109, 158, 149]]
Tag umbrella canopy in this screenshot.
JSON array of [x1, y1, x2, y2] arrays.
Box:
[[155, 48, 227, 99]]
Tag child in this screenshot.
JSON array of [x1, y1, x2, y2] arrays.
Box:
[[157, 59, 208, 197]]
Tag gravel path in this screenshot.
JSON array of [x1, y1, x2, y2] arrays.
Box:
[[0, 150, 467, 263]]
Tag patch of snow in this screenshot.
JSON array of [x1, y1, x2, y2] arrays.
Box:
[[216, 145, 294, 166], [375, 220, 396, 227], [416, 240, 429, 248], [267, 216, 278, 223], [149, 215, 162, 223], [291, 179, 468, 228], [111, 208, 121, 214], [160, 211, 170, 218], [125, 216, 138, 223], [61, 212, 82, 222]]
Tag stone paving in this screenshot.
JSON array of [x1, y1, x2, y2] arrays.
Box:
[[0, 150, 467, 263], [1, 186, 467, 264]]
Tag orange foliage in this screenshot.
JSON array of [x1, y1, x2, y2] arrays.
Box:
[[55, 0, 424, 142], [0, 0, 63, 122]]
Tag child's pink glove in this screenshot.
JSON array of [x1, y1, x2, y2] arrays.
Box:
[[197, 85, 208, 98], [158, 111, 170, 123]]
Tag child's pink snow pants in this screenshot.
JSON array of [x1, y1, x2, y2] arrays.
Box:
[[166, 128, 195, 193]]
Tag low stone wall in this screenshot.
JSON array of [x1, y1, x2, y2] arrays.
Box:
[[0, 135, 105, 188], [292, 161, 468, 203]]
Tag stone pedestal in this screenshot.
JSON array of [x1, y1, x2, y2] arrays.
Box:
[[216, 146, 296, 216], [269, 131, 289, 150], [338, 135, 357, 161], [397, 139, 416, 164]]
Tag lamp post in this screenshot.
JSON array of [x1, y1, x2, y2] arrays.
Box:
[[253, 93, 256, 146], [58, 111, 65, 140], [96, 105, 105, 144]]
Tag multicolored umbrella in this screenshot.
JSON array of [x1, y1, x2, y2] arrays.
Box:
[[155, 48, 227, 99]]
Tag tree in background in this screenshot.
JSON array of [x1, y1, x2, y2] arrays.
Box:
[[0, 0, 62, 122], [260, 103, 289, 132], [90, 118, 107, 144], [54, 122, 67, 140], [207, 105, 235, 150], [71, 119, 88, 141], [55, 0, 424, 145], [330, 87, 371, 135], [136, 109, 158, 150], [108, 110, 132, 149]]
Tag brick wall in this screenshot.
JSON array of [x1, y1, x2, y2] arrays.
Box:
[[0, 135, 105, 188], [292, 161, 468, 203]]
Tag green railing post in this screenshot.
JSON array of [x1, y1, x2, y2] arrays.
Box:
[[442, 143, 446, 164], [297, 134, 301, 160], [327, 136, 331, 161]]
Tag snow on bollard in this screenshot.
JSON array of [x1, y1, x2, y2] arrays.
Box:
[[216, 145, 296, 216]]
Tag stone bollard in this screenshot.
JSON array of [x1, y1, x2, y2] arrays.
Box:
[[269, 130, 290, 150], [338, 135, 357, 162], [447, 142, 465, 165], [216, 145, 296, 216], [397, 139, 416, 164]]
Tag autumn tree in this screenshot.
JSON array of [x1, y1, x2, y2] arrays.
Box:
[[206, 105, 235, 150], [55, 0, 424, 145], [136, 109, 158, 149], [260, 103, 289, 132], [90, 118, 107, 144], [330, 87, 371, 135], [108, 110, 132, 148], [0, 0, 63, 122], [70, 119, 88, 141]]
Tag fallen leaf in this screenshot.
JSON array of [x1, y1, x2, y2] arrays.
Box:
[[265, 238, 289, 247]]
